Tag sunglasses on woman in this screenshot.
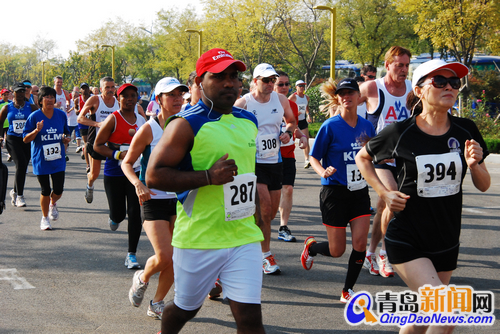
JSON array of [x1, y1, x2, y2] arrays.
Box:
[[276, 82, 290, 87], [423, 75, 461, 90]]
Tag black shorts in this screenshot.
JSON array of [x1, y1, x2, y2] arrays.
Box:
[[298, 119, 308, 130], [141, 198, 177, 222], [80, 128, 88, 136], [385, 236, 459, 272], [86, 142, 106, 161], [374, 163, 397, 179], [255, 162, 283, 191], [319, 185, 371, 228], [282, 157, 296, 186], [37, 171, 65, 196]]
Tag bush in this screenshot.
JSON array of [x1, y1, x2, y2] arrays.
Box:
[[461, 92, 500, 140], [484, 138, 500, 154], [306, 84, 328, 123], [308, 122, 322, 138]]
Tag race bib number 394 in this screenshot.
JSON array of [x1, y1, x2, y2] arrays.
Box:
[[223, 173, 257, 221], [415, 152, 462, 198]]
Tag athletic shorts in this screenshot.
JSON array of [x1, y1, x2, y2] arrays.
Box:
[[298, 119, 308, 130], [68, 126, 81, 139], [319, 185, 371, 228], [255, 162, 283, 191], [173, 242, 262, 311], [37, 171, 65, 196], [385, 236, 459, 272], [79, 128, 88, 136], [282, 157, 296, 186], [86, 142, 106, 161], [141, 198, 177, 222]]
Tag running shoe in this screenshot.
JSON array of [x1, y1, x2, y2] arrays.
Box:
[[86, 166, 90, 174], [370, 207, 376, 215], [48, 203, 59, 221], [109, 218, 120, 231], [84, 186, 93, 204], [147, 300, 165, 319], [377, 254, 395, 278], [262, 254, 281, 275], [81, 152, 85, 160], [10, 189, 16, 206], [40, 217, 52, 230], [15, 196, 26, 207], [340, 289, 355, 303], [129, 270, 148, 307], [301, 236, 316, 270], [76, 145, 83, 153], [363, 253, 380, 276], [6, 154, 11, 162], [208, 279, 222, 300], [304, 160, 311, 169], [65, 155, 69, 162], [125, 253, 141, 270], [278, 225, 296, 242]]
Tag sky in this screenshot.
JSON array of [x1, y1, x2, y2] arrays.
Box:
[[3, 0, 202, 58]]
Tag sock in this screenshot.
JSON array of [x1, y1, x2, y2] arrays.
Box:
[[309, 242, 331, 257], [379, 249, 387, 257], [344, 249, 366, 292], [87, 184, 94, 190], [262, 251, 272, 259]]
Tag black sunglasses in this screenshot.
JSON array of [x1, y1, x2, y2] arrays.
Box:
[[423, 75, 461, 90], [366, 75, 376, 79], [276, 82, 290, 87], [259, 77, 277, 84]]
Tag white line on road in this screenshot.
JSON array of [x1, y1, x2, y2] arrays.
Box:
[[0, 269, 35, 289]]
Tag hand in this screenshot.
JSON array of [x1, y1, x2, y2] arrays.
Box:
[[465, 139, 483, 168], [62, 136, 71, 145], [36, 120, 44, 132], [322, 166, 336, 178], [279, 132, 290, 144], [298, 136, 308, 149], [135, 182, 157, 205], [207, 153, 238, 185], [381, 191, 410, 212], [119, 150, 128, 160]]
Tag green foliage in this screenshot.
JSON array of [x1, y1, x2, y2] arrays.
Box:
[[468, 70, 500, 103], [484, 138, 500, 154], [461, 93, 500, 140], [305, 84, 328, 123], [308, 122, 322, 138]]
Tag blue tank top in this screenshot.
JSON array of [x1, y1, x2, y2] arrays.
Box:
[[6, 102, 32, 137]]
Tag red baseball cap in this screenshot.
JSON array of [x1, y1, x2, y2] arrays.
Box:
[[117, 83, 138, 97], [1, 89, 10, 95], [196, 48, 246, 77]]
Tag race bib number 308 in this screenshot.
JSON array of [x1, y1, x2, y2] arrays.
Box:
[[223, 173, 257, 221], [415, 152, 463, 198]]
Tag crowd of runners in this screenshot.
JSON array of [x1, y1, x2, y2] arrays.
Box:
[[0, 45, 491, 334]]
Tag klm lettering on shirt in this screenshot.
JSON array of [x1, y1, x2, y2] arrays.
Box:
[[41, 127, 63, 141], [344, 141, 363, 161], [385, 100, 409, 123], [15, 111, 25, 119]]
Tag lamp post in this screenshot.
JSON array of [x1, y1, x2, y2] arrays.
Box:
[[185, 29, 203, 58], [42, 61, 47, 86], [101, 45, 115, 80], [314, 5, 336, 80]]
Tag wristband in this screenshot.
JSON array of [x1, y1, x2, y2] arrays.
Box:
[[286, 130, 293, 139], [205, 170, 212, 185], [113, 150, 122, 160]]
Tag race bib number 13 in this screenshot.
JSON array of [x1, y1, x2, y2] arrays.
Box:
[[223, 173, 257, 221], [415, 152, 462, 198]]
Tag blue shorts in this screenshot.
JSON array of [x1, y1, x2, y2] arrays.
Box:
[[68, 126, 81, 139]]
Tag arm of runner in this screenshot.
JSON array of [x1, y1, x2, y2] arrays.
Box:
[[233, 96, 247, 109], [310, 156, 336, 179], [136, 104, 147, 119], [306, 95, 311, 122], [355, 146, 409, 212], [121, 123, 156, 205], [146, 117, 238, 192], [359, 80, 377, 113], [280, 95, 296, 144], [465, 139, 490, 192], [93, 114, 117, 159], [0, 105, 8, 138], [77, 96, 100, 127], [23, 120, 43, 143]]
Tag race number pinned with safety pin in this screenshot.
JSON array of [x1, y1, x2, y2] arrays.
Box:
[[223, 173, 257, 221], [346, 164, 367, 191], [42, 142, 62, 161], [12, 120, 26, 134], [415, 152, 463, 198]]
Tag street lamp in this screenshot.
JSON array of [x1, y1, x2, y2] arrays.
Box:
[[41, 61, 47, 86], [185, 29, 203, 58], [101, 45, 115, 80], [314, 5, 336, 80]]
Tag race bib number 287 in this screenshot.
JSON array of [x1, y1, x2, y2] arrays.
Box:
[[223, 173, 257, 221]]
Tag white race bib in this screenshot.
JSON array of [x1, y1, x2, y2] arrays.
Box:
[[43, 143, 62, 161], [415, 152, 462, 198], [223, 173, 257, 221], [119, 145, 141, 169], [12, 120, 26, 134], [257, 134, 279, 158], [346, 163, 366, 191]]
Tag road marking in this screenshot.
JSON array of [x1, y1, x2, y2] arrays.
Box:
[[0, 269, 35, 289], [462, 208, 484, 214]]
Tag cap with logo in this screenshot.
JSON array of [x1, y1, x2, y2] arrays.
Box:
[[295, 80, 306, 86], [334, 78, 360, 95], [13, 83, 27, 92], [253, 63, 279, 78], [1, 89, 10, 95], [116, 83, 138, 96], [154, 77, 189, 96], [411, 59, 469, 90], [196, 48, 246, 77]]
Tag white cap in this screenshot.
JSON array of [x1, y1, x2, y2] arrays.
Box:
[[411, 59, 469, 91], [295, 80, 305, 86], [253, 63, 279, 78], [183, 92, 191, 99], [154, 77, 189, 96]]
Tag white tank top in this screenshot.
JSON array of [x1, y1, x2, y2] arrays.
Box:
[[244, 91, 284, 164], [356, 102, 367, 119], [55, 91, 67, 112], [96, 96, 119, 135], [294, 94, 308, 120]]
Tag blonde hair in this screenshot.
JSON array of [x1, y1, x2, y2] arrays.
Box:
[[319, 78, 340, 116]]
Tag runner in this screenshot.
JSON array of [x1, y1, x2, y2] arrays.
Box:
[[301, 78, 374, 303], [0, 83, 37, 207], [180, 71, 202, 112], [94, 83, 146, 269], [77, 83, 91, 172], [234, 63, 297, 275], [356, 59, 490, 334], [77, 77, 119, 205], [147, 48, 265, 334], [289, 80, 311, 168], [124, 77, 188, 319], [23, 86, 70, 230], [66, 87, 83, 158], [359, 46, 412, 277]]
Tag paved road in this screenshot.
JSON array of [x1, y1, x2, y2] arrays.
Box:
[[0, 144, 499, 333]]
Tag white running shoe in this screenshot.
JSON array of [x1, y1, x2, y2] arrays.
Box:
[[10, 189, 16, 206], [262, 254, 281, 275], [16, 196, 26, 207], [340, 289, 355, 303], [304, 160, 311, 169], [129, 270, 148, 307], [377, 254, 395, 278], [75, 146, 83, 153], [49, 203, 59, 221], [147, 300, 165, 319], [40, 217, 52, 230], [363, 253, 380, 275]]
